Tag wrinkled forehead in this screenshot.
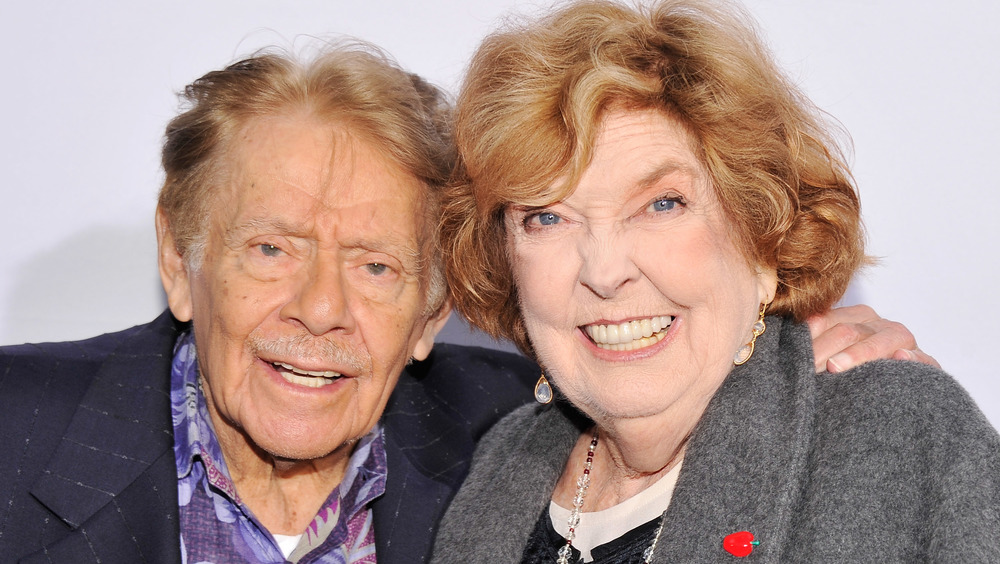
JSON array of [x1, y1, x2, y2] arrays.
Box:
[[518, 106, 708, 208], [182, 117, 436, 283], [219, 115, 430, 219]]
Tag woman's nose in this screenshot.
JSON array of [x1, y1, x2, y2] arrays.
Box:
[[576, 234, 641, 300]]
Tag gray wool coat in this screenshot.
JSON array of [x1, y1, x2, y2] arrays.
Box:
[[430, 317, 1000, 563]]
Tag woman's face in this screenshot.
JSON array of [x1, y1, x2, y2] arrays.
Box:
[[506, 108, 777, 425]]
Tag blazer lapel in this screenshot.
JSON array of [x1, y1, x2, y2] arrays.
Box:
[[372, 429, 457, 564], [655, 317, 816, 563], [25, 312, 182, 563], [372, 343, 537, 563], [372, 365, 474, 564]]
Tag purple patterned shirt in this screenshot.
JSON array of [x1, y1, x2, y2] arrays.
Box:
[[170, 331, 387, 563]]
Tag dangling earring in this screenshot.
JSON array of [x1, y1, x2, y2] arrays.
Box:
[[534, 372, 553, 404], [734, 302, 768, 365]]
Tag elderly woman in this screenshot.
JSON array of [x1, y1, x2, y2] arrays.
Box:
[[431, 0, 1000, 562]]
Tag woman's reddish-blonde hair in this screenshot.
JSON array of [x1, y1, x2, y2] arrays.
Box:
[[443, 0, 868, 356]]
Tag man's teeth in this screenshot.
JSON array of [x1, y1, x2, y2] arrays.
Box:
[[584, 316, 674, 351], [273, 361, 342, 388]]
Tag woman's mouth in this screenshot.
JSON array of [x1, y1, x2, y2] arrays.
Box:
[[583, 315, 674, 351], [270, 361, 344, 388]]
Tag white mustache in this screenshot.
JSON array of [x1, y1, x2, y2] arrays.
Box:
[[249, 333, 368, 374]]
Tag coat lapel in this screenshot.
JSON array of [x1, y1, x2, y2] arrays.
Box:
[[654, 317, 816, 563], [429, 402, 584, 563], [373, 428, 457, 563], [25, 312, 182, 563], [372, 364, 475, 564], [374, 343, 537, 563]]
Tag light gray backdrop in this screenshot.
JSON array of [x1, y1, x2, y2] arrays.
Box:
[[2, 0, 997, 427]]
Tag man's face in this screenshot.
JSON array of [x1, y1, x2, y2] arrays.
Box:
[[160, 112, 446, 462]]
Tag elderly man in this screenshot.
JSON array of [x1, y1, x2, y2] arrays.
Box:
[[0, 46, 933, 564]]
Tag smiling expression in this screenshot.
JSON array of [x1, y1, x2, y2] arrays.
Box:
[[506, 108, 777, 426], [162, 112, 445, 462]]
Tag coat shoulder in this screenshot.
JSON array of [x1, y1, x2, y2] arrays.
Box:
[[0, 312, 184, 563], [814, 359, 997, 445], [400, 343, 538, 439], [0, 319, 168, 424], [0, 313, 182, 383], [802, 360, 1000, 560]]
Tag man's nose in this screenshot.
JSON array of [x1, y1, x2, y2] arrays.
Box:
[[280, 257, 356, 336], [576, 232, 641, 300]]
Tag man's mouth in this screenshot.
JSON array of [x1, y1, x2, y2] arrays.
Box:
[[583, 315, 674, 351], [270, 361, 344, 388]]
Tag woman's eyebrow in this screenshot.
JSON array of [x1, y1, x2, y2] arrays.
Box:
[[635, 160, 698, 191]]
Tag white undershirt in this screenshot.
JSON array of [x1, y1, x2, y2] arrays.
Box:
[[550, 459, 682, 562], [272, 533, 303, 558]]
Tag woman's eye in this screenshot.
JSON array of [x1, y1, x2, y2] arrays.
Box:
[[366, 263, 389, 276], [259, 243, 282, 257], [527, 211, 562, 227], [648, 198, 680, 213]]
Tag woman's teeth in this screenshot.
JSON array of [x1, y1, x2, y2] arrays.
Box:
[[272, 361, 342, 388], [584, 316, 673, 351]]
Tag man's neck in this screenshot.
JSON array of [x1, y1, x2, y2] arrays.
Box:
[[211, 411, 355, 535]]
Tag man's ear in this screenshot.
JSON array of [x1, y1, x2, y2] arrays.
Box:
[[411, 299, 453, 362], [156, 208, 194, 322]]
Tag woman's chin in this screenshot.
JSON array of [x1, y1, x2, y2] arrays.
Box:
[[568, 389, 678, 424]]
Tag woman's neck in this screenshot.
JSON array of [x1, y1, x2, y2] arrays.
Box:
[[552, 414, 692, 512]]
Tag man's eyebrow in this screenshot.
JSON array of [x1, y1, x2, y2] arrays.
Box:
[[346, 236, 422, 265], [223, 219, 427, 270], [223, 217, 302, 246]]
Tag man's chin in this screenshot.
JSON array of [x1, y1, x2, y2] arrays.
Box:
[[259, 435, 362, 465]]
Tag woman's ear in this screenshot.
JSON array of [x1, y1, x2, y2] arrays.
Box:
[[156, 208, 193, 322], [757, 265, 779, 306]]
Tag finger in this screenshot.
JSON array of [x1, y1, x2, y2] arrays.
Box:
[[806, 304, 879, 338], [891, 348, 942, 369], [811, 321, 875, 372], [826, 320, 917, 373]]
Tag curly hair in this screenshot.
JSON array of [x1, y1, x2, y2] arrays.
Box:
[[443, 0, 868, 356], [157, 43, 454, 309]]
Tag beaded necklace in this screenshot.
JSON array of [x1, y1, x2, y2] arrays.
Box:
[[556, 431, 667, 564]]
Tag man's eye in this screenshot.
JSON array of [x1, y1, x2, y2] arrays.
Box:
[[366, 263, 389, 276], [527, 211, 561, 227], [259, 244, 282, 257]]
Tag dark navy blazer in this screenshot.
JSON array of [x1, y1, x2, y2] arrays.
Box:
[[0, 311, 536, 563]]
